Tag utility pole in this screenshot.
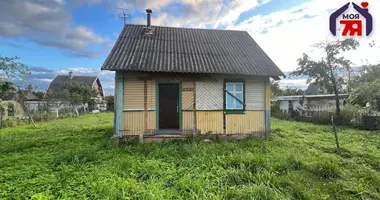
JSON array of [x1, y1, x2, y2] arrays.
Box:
[[118, 8, 127, 25]]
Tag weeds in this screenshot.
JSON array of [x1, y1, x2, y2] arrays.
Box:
[[1, 114, 380, 199]]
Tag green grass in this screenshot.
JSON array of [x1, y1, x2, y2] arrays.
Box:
[[1, 114, 380, 199]]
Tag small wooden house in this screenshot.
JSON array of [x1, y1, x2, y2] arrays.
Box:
[[102, 10, 284, 140]]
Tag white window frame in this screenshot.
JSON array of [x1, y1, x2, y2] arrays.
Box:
[[225, 82, 244, 110]]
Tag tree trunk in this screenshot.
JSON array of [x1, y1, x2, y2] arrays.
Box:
[[333, 83, 341, 116], [329, 66, 341, 116]]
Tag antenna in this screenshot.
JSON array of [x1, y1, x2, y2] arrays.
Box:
[[118, 8, 127, 25]]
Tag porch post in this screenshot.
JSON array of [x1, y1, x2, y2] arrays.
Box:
[[115, 71, 124, 137], [264, 80, 271, 136]]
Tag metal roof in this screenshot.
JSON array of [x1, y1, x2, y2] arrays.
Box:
[[101, 24, 285, 77], [275, 94, 348, 101], [47, 75, 98, 91]]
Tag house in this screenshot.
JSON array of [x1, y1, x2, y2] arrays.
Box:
[[101, 9, 284, 141], [0, 100, 25, 120], [275, 94, 348, 115], [17, 92, 41, 112], [0, 92, 41, 120], [46, 72, 105, 111]]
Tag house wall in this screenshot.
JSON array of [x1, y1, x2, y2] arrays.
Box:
[[1, 101, 25, 120], [119, 72, 269, 136]]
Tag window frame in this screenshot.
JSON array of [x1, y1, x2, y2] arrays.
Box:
[[223, 79, 246, 114]]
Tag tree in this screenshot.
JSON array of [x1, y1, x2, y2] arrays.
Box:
[[0, 56, 29, 84], [291, 39, 359, 116], [0, 56, 29, 100], [61, 81, 99, 115], [270, 80, 282, 97], [281, 88, 304, 96], [351, 64, 380, 89], [0, 81, 17, 100], [348, 80, 380, 112]]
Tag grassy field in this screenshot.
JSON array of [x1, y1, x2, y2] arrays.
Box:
[[1, 113, 380, 199]]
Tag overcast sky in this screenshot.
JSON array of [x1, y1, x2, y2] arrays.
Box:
[[0, 0, 379, 94]]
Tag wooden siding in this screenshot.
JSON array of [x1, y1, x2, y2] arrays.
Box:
[[182, 81, 194, 110], [120, 72, 268, 135], [182, 111, 195, 130], [123, 111, 156, 133], [196, 79, 223, 110], [196, 76, 265, 111], [246, 80, 264, 110], [196, 111, 224, 134], [123, 74, 155, 110], [226, 111, 265, 134], [265, 82, 271, 109]]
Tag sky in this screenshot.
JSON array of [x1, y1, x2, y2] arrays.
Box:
[[0, 0, 379, 94]]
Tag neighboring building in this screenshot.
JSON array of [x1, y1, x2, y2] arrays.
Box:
[[17, 92, 41, 112], [46, 72, 105, 111], [275, 94, 348, 115], [0, 92, 42, 120], [0, 100, 25, 120], [101, 9, 284, 140]]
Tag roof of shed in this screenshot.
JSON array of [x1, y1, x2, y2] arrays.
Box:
[[47, 75, 98, 91], [101, 25, 285, 77], [275, 94, 348, 101]]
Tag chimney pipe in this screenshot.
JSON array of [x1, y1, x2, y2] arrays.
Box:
[[146, 9, 152, 27]]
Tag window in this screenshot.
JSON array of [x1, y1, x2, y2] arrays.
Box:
[[224, 80, 245, 112], [7, 103, 15, 117]]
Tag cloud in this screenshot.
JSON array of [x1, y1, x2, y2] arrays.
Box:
[[116, 0, 268, 29], [29, 67, 54, 73], [230, 0, 380, 72], [63, 50, 106, 58], [0, 0, 108, 57]]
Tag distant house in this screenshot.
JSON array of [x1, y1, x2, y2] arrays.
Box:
[[17, 92, 41, 112], [0, 92, 42, 120], [101, 9, 285, 140], [46, 72, 105, 111], [275, 94, 348, 115]]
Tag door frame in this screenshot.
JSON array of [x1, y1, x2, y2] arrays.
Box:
[[156, 80, 182, 132]]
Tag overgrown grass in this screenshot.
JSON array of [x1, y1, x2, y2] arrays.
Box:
[[1, 114, 380, 199]]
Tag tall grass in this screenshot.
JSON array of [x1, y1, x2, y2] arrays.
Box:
[[1, 113, 380, 199]]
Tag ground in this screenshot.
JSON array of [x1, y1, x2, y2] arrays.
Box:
[[1, 113, 380, 199]]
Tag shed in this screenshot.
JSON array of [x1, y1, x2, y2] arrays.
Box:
[[102, 10, 285, 141]]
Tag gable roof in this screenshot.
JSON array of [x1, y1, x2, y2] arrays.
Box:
[[101, 25, 285, 77], [47, 75, 98, 91]]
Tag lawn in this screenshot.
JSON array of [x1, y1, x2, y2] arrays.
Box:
[[1, 113, 380, 199]]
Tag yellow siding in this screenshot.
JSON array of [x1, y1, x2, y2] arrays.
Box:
[[147, 80, 156, 108], [182, 111, 195, 130], [182, 91, 193, 110], [182, 81, 194, 110], [226, 111, 265, 134], [122, 111, 156, 134], [123, 75, 155, 109], [196, 111, 224, 134]]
